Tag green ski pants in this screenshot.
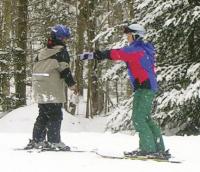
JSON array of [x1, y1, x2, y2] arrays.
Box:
[[132, 89, 165, 153]]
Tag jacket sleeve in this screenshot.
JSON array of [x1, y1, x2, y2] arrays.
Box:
[[53, 49, 76, 87], [95, 47, 144, 62], [109, 47, 144, 62]]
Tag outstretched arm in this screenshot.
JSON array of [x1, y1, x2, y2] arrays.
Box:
[[109, 48, 144, 62], [80, 47, 144, 62]]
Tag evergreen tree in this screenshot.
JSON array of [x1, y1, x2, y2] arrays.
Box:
[[106, 0, 200, 135]]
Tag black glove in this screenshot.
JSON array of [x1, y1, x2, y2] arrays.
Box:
[[80, 50, 110, 60], [94, 50, 102, 60], [94, 49, 111, 60]]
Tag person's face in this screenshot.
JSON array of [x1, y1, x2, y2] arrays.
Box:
[[127, 33, 134, 43]]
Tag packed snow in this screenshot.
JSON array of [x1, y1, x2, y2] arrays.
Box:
[[0, 104, 199, 172]]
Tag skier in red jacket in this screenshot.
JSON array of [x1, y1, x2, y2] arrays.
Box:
[[81, 23, 169, 158]]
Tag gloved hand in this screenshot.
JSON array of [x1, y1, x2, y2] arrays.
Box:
[[80, 52, 94, 60], [95, 49, 111, 60], [80, 50, 106, 60], [94, 50, 102, 60], [69, 84, 79, 95]]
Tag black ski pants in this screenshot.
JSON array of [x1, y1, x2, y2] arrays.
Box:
[[33, 103, 63, 143]]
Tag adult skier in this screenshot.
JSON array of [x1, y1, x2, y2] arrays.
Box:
[[26, 24, 77, 150], [81, 23, 168, 157]]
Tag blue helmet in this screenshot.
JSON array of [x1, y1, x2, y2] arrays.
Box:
[[51, 24, 71, 40]]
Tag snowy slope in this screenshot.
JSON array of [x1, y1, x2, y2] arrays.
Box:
[[0, 104, 199, 172], [0, 104, 106, 133]]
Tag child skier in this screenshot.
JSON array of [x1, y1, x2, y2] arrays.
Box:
[[26, 24, 77, 150], [81, 23, 168, 157]]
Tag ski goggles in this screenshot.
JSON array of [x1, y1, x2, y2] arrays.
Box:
[[123, 26, 133, 34]]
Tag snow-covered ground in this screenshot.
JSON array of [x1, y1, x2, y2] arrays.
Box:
[[0, 104, 199, 172]]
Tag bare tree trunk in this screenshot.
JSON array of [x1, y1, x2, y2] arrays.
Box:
[[112, 0, 123, 25], [75, 0, 86, 96], [14, 0, 28, 108], [127, 0, 135, 19], [96, 64, 104, 114], [85, 0, 98, 118], [0, 0, 12, 111], [115, 79, 119, 105], [104, 80, 110, 114], [126, 0, 135, 97], [86, 61, 92, 118]]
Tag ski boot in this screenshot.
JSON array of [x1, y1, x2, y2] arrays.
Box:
[[124, 149, 150, 157], [44, 142, 71, 151], [156, 149, 171, 159], [124, 149, 171, 160], [25, 139, 48, 150]]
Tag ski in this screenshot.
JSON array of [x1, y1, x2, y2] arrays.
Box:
[[39, 147, 88, 153], [14, 148, 40, 153], [95, 152, 182, 163], [14, 147, 182, 163], [14, 147, 97, 153]]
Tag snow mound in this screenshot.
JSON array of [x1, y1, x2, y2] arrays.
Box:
[[0, 104, 107, 133]]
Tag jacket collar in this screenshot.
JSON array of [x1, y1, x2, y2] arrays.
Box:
[[129, 39, 144, 46]]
